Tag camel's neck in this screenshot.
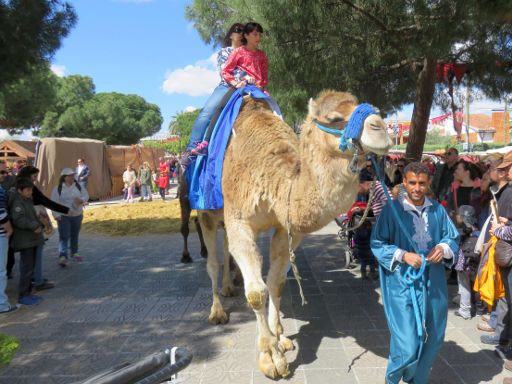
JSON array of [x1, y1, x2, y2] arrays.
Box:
[[288, 118, 361, 233]]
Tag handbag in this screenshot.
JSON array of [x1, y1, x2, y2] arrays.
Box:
[[494, 238, 512, 267]]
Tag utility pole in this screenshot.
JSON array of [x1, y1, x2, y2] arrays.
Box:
[[465, 82, 471, 152]]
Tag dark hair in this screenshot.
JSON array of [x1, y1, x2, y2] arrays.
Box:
[[223, 23, 245, 47], [241, 22, 264, 45], [16, 178, 34, 191], [456, 160, 481, 181], [17, 165, 39, 179], [403, 162, 431, 179], [446, 147, 459, 156]]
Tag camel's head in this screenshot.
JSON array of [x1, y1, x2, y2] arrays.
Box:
[[308, 91, 391, 156]]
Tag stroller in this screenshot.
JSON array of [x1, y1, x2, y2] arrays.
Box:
[[335, 201, 376, 270]]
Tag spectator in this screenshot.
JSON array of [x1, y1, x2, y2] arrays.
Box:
[[122, 164, 136, 203], [480, 153, 512, 347], [10, 178, 44, 306], [392, 158, 406, 186], [0, 161, 16, 280], [432, 147, 459, 202], [0, 168, 15, 314], [51, 168, 89, 267], [16, 166, 70, 291], [75, 158, 91, 191], [158, 170, 169, 200], [138, 162, 152, 202]]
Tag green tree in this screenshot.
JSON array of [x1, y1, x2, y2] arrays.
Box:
[[0, 0, 77, 87], [166, 109, 200, 153], [186, 0, 512, 159], [0, 62, 58, 133], [38, 75, 163, 144]]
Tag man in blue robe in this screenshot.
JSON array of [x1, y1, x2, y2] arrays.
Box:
[[371, 162, 459, 384]]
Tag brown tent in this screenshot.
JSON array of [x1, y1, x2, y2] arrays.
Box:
[[35, 138, 112, 200], [106, 145, 164, 176]]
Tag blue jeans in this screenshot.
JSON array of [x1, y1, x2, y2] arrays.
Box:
[[57, 215, 83, 258], [34, 243, 45, 285], [0, 236, 10, 311], [186, 84, 230, 151], [141, 184, 150, 199]]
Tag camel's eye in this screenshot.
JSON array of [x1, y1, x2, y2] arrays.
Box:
[[328, 116, 345, 123]]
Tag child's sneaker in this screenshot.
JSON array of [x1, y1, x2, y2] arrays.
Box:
[[59, 256, 68, 267], [71, 253, 83, 262], [190, 141, 209, 156]]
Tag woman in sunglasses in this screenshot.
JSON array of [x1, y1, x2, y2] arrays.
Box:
[[184, 23, 245, 161]]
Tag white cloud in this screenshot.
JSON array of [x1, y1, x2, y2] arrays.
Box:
[[162, 54, 220, 97], [184, 106, 198, 112], [50, 64, 66, 77]]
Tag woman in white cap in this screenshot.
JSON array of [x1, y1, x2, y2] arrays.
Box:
[[51, 168, 89, 267]]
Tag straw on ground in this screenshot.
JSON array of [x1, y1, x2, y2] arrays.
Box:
[[81, 200, 194, 236]]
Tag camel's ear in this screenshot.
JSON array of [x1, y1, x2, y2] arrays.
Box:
[[326, 111, 345, 123], [308, 98, 318, 117]]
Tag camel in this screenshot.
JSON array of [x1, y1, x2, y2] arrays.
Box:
[[197, 90, 391, 379]]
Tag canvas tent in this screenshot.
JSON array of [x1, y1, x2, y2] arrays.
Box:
[[106, 145, 165, 196], [106, 145, 165, 176], [35, 138, 112, 200]]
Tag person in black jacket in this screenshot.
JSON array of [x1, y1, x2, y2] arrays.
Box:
[[6, 166, 70, 290]]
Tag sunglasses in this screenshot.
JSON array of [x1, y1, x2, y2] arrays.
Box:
[[446, 152, 455, 156], [234, 27, 244, 33]]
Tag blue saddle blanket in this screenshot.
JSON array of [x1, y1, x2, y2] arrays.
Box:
[[187, 85, 282, 210]]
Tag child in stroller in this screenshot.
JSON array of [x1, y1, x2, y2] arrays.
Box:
[[336, 202, 377, 279]]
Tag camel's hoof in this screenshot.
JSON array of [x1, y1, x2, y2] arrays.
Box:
[[208, 307, 229, 325], [181, 254, 193, 263], [278, 335, 295, 353], [220, 284, 237, 297], [258, 351, 290, 379]]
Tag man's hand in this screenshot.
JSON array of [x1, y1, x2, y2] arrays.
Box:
[[499, 216, 509, 224], [403, 252, 422, 269], [34, 226, 42, 234], [427, 245, 444, 264]]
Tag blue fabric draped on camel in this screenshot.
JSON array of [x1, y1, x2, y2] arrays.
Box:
[[187, 85, 282, 210]]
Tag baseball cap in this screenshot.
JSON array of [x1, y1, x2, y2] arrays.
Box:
[[60, 167, 75, 176]]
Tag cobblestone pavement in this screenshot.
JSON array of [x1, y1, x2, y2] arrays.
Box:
[[0, 221, 508, 383]]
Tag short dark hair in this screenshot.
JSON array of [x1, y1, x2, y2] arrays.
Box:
[[242, 22, 264, 45], [446, 147, 459, 156], [223, 23, 245, 47], [17, 165, 39, 179], [456, 159, 481, 181], [16, 178, 34, 191], [403, 162, 431, 179]]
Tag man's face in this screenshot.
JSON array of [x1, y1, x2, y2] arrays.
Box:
[[445, 150, 458, 165], [358, 181, 371, 194], [403, 171, 431, 206]]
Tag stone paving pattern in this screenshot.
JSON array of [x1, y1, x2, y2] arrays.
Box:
[[0, 221, 508, 383]]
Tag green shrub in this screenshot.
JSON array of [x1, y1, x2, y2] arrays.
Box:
[[0, 333, 20, 365]]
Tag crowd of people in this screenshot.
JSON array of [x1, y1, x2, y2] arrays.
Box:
[[0, 158, 89, 311], [122, 156, 179, 203], [347, 148, 512, 383]]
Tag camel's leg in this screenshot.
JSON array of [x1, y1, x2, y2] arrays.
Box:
[[179, 192, 193, 264], [226, 221, 289, 379], [220, 230, 236, 297], [266, 229, 299, 353], [195, 216, 208, 259], [199, 213, 228, 325]]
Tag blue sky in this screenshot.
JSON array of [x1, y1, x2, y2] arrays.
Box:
[[4, 0, 506, 141], [50, 0, 221, 137]]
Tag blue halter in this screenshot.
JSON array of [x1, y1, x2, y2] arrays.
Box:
[[315, 103, 378, 151]]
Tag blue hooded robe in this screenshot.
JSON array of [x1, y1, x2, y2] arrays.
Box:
[[371, 197, 459, 384]]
